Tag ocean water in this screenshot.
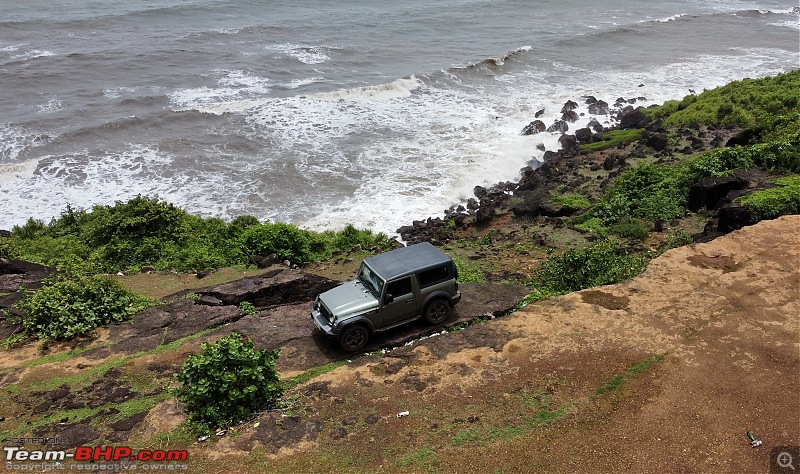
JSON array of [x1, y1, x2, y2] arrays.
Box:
[[1, 0, 798, 234]]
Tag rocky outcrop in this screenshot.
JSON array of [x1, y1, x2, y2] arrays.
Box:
[[521, 120, 546, 135], [688, 175, 748, 212], [547, 119, 569, 133], [191, 268, 339, 308], [617, 105, 651, 129], [0, 259, 55, 292]]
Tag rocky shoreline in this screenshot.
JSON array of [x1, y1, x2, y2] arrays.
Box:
[[397, 93, 773, 246]]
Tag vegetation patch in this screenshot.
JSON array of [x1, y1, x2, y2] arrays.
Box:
[[396, 447, 438, 469], [13, 275, 152, 340], [645, 70, 800, 127], [531, 240, 648, 295], [595, 354, 665, 396], [6, 196, 393, 274], [580, 129, 644, 152], [175, 333, 283, 434], [737, 175, 800, 223]]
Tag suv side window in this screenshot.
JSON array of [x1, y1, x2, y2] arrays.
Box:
[[386, 276, 413, 297], [417, 265, 451, 288]]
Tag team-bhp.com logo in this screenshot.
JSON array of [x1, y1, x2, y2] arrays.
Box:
[[5, 445, 188, 464]]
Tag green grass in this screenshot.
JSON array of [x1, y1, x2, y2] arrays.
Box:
[[396, 447, 438, 468], [454, 257, 485, 283], [737, 174, 800, 223], [645, 70, 800, 127], [549, 192, 592, 210], [580, 129, 644, 152], [282, 360, 349, 389], [595, 354, 666, 396]]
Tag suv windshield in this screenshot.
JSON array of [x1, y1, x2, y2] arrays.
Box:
[[357, 262, 384, 297]]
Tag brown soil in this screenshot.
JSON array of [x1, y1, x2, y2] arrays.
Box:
[[0, 216, 797, 474], [206, 215, 799, 473]]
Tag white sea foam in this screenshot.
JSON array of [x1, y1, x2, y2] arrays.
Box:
[[311, 76, 422, 101], [0, 123, 50, 163], [37, 99, 63, 114], [103, 87, 138, 99], [168, 69, 270, 114], [654, 13, 689, 22], [284, 77, 325, 89], [10, 49, 54, 60], [0, 145, 178, 227], [269, 43, 335, 65]]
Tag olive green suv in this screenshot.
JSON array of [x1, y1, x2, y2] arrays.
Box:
[[311, 242, 461, 351]]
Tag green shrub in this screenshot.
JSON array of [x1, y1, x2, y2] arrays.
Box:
[[241, 222, 312, 265], [663, 229, 694, 250], [238, 301, 258, 315], [549, 192, 591, 210], [609, 217, 651, 241], [175, 333, 282, 432], [645, 70, 800, 127], [737, 175, 800, 223], [532, 240, 648, 294], [574, 217, 608, 235], [14, 276, 151, 340], [580, 129, 644, 153]]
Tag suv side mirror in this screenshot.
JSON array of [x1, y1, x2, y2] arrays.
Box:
[[383, 293, 394, 305]]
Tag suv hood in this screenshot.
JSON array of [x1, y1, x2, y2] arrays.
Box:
[[319, 280, 379, 318]]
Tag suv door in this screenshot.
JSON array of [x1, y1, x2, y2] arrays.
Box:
[[379, 276, 416, 327]]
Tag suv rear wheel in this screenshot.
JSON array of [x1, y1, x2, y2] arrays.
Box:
[[340, 324, 369, 352], [424, 299, 450, 325]]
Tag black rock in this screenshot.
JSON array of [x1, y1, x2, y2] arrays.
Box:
[[521, 120, 546, 135], [546, 119, 569, 133]]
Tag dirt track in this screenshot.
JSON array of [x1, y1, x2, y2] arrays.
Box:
[[210, 215, 799, 473], [1, 216, 797, 473]]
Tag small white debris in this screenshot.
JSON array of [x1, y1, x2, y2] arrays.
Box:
[[397, 411, 410, 418]]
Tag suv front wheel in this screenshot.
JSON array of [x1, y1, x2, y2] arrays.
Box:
[[424, 299, 450, 325], [340, 324, 370, 352]]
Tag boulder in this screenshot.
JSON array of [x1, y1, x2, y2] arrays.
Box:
[[717, 203, 751, 232], [560, 100, 579, 113], [617, 106, 651, 129], [558, 134, 579, 154], [588, 100, 609, 115], [0, 259, 55, 292], [191, 269, 339, 308], [534, 108, 545, 118], [547, 119, 569, 133], [687, 175, 748, 212], [521, 120, 546, 135], [587, 117, 604, 133], [644, 132, 669, 151], [574, 127, 592, 144], [561, 110, 579, 123]]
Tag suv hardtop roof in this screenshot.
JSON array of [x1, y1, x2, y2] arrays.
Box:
[[363, 242, 453, 282]]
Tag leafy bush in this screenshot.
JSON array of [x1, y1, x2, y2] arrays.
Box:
[[532, 240, 647, 294], [14, 276, 151, 340], [609, 217, 651, 241], [737, 175, 800, 223], [662, 229, 693, 250], [175, 333, 282, 432], [241, 222, 312, 265], [7, 196, 390, 273], [238, 301, 258, 315]]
